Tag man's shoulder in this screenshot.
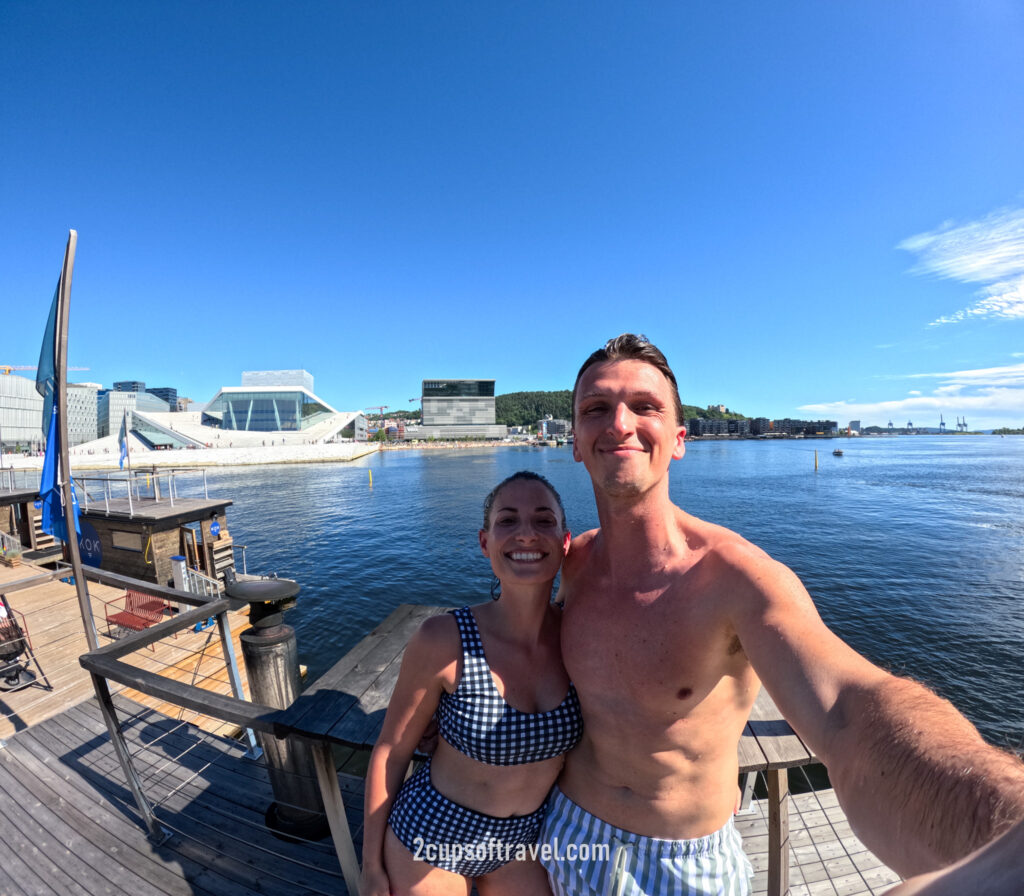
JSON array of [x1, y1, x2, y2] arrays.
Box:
[[682, 510, 791, 589], [564, 528, 600, 575]]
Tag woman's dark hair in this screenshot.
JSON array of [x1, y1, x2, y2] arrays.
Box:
[[571, 333, 684, 426], [482, 471, 567, 530]]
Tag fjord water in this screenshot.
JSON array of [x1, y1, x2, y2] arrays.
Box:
[[206, 437, 1024, 749]]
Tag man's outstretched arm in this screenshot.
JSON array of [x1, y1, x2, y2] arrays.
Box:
[[727, 545, 1024, 876], [883, 816, 1024, 895]]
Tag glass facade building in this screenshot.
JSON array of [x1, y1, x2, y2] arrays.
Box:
[[203, 387, 336, 432], [0, 374, 44, 451], [68, 383, 99, 446], [99, 391, 170, 437]]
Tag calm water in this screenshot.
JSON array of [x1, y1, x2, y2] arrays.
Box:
[[204, 437, 1024, 749]]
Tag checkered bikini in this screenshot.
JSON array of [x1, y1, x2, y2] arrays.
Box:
[[436, 606, 583, 765]]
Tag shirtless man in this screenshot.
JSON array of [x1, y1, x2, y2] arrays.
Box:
[[538, 334, 1024, 895]]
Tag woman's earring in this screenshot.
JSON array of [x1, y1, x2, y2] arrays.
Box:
[[490, 576, 501, 601]]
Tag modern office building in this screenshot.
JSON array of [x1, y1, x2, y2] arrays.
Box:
[[412, 379, 506, 439], [68, 383, 100, 446], [147, 387, 178, 406], [0, 374, 44, 452], [114, 380, 146, 393], [538, 416, 570, 438], [99, 390, 170, 438]]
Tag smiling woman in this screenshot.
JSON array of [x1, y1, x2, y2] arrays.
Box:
[[360, 470, 581, 896]]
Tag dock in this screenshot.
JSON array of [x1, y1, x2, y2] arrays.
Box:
[[0, 693, 901, 895], [1, 581, 904, 895], [0, 560, 252, 742]]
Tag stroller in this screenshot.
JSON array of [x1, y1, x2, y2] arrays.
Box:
[[0, 593, 51, 691]]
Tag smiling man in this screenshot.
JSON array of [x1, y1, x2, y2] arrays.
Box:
[[538, 333, 1024, 896]]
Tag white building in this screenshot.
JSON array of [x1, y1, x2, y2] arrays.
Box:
[[0, 374, 44, 451], [68, 383, 100, 446]]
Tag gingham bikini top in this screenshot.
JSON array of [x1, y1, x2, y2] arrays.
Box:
[[436, 606, 583, 766]]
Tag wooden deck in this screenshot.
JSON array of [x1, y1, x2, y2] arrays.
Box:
[[0, 560, 252, 742], [1, 583, 903, 895], [0, 694, 348, 896], [0, 692, 902, 895]]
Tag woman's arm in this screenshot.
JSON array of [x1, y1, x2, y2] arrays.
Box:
[[360, 615, 456, 896]]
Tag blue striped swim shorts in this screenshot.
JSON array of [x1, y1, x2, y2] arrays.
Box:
[[539, 785, 753, 896], [388, 760, 548, 877]]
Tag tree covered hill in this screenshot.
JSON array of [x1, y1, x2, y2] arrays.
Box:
[[496, 391, 572, 426], [495, 390, 746, 428]]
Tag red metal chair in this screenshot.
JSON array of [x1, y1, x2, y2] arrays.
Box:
[[104, 589, 169, 648]]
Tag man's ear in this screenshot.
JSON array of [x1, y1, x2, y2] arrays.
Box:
[[672, 426, 687, 460]]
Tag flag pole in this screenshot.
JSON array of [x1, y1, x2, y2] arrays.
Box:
[[54, 230, 99, 650], [120, 407, 133, 475]]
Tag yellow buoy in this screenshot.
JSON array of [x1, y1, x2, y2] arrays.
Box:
[[369, 469, 373, 487]]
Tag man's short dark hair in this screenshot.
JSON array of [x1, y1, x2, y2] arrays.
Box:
[[571, 333, 684, 426]]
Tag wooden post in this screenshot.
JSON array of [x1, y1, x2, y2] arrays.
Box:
[[767, 768, 790, 896], [310, 738, 361, 896]]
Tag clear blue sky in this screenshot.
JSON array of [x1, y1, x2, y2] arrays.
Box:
[[3, 1, 1023, 429]]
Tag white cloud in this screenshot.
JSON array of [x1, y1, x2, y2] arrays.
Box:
[[907, 390, 921, 396], [799, 363, 1024, 429], [898, 206, 1024, 326]]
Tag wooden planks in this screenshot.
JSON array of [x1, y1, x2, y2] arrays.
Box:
[[0, 560, 253, 741], [0, 694, 351, 896], [0, 693, 900, 896]]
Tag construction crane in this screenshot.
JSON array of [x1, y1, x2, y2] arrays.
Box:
[[939, 414, 945, 433], [1, 364, 89, 375], [365, 406, 388, 429]]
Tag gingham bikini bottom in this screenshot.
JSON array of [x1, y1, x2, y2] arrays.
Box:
[[388, 760, 547, 877]]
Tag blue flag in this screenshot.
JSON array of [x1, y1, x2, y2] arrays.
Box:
[[39, 406, 81, 541], [35, 282, 60, 435], [118, 412, 129, 470]]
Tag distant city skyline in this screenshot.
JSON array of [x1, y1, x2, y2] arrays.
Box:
[[3, 3, 1023, 430]]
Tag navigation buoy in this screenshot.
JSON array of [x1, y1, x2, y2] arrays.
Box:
[[369, 470, 373, 487]]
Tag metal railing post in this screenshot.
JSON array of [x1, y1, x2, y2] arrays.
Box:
[[89, 672, 171, 844], [215, 610, 262, 759]]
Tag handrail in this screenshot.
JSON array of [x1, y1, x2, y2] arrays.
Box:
[[182, 566, 223, 598], [79, 599, 281, 733], [78, 594, 361, 895], [75, 468, 212, 518], [81, 566, 224, 609]]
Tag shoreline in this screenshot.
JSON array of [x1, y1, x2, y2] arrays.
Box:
[[0, 439, 535, 473]]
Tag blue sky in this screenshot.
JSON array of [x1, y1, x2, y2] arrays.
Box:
[[3, 1, 1023, 429]]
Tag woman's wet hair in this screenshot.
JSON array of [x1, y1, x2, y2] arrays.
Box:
[[482, 471, 567, 530], [571, 333, 684, 426]]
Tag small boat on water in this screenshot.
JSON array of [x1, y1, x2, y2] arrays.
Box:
[[833, 449, 844, 457]]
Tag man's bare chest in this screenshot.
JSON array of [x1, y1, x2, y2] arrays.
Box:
[[562, 582, 738, 708]]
